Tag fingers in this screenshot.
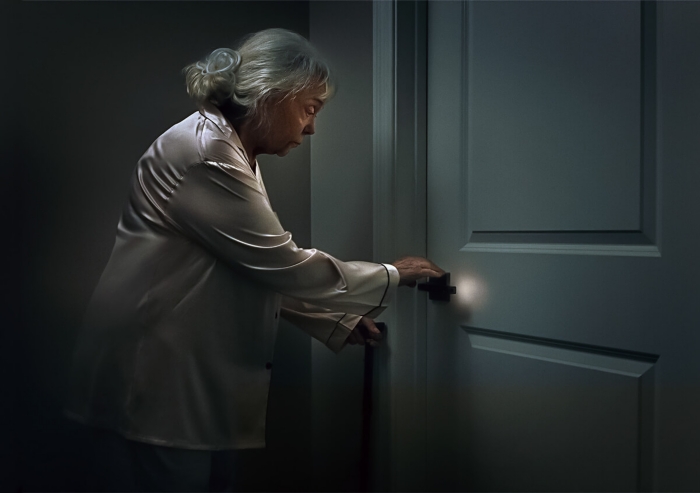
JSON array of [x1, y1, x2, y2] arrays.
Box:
[[347, 328, 364, 346], [392, 256, 446, 282], [417, 257, 445, 279], [346, 318, 383, 347], [423, 268, 445, 278], [364, 318, 383, 341], [424, 259, 446, 276]]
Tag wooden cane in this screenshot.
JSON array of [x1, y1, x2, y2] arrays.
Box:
[[359, 321, 386, 492]]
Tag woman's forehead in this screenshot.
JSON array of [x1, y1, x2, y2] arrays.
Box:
[[296, 84, 329, 102]]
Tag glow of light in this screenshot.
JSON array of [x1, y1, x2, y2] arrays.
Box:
[[455, 276, 488, 310]]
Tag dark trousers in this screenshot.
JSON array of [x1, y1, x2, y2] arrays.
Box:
[[82, 425, 242, 492]]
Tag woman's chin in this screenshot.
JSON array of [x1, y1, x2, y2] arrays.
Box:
[[276, 144, 298, 157]]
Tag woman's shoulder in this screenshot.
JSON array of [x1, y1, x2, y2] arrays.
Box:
[[142, 112, 203, 168], [159, 111, 201, 143], [138, 110, 251, 180]]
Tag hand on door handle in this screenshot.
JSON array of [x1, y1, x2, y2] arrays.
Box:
[[417, 273, 457, 302], [391, 256, 446, 286]]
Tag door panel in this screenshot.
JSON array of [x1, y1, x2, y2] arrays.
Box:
[[456, 327, 656, 492], [466, 1, 641, 232], [426, 1, 700, 491]]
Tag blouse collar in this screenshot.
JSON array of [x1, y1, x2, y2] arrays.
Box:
[[198, 101, 261, 181], [198, 101, 247, 156]]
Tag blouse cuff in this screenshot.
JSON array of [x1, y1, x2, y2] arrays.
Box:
[[327, 314, 363, 354], [381, 262, 400, 307], [361, 263, 400, 319]]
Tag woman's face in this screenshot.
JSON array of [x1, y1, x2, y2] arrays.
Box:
[[263, 85, 326, 157]]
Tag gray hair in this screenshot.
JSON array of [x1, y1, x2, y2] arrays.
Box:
[[183, 28, 335, 131]]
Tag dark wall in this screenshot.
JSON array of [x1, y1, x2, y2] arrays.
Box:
[[14, 2, 312, 491]]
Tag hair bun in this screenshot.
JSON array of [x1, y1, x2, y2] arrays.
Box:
[[202, 48, 241, 75]]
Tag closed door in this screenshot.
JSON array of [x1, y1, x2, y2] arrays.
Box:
[[426, 1, 700, 491]]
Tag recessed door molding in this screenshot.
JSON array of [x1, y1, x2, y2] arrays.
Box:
[[456, 1, 661, 257], [463, 325, 659, 491]]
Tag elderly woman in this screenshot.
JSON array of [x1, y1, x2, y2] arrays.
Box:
[[64, 28, 444, 491]]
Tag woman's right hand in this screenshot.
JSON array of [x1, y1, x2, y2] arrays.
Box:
[[391, 256, 446, 287]]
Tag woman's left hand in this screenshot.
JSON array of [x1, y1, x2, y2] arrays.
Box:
[[346, 316, 383, 347]]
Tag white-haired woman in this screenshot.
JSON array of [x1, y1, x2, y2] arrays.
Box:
[[64, 28, 444, 492]]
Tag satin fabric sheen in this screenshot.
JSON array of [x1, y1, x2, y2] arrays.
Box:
[[64, 102, 399, 450]]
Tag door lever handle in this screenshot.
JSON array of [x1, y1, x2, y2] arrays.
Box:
[[417, 273, 457, 302]]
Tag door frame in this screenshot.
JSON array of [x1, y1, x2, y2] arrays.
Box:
[[372, 1, 428, 491]]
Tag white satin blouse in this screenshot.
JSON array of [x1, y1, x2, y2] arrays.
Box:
[[64, 102, 399, 450]]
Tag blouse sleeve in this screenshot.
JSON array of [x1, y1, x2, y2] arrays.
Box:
[[279, 297, 363, 354], [164, 160, 400, 316]]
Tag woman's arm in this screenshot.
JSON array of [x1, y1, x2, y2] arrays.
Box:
[[279, 297, 383, 353], [163, 159, 400, 316]]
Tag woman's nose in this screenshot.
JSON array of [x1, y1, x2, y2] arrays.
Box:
[[304, 118, 316, 135]]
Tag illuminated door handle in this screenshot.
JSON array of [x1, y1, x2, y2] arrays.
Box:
[[417, 273, 457, 302]]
